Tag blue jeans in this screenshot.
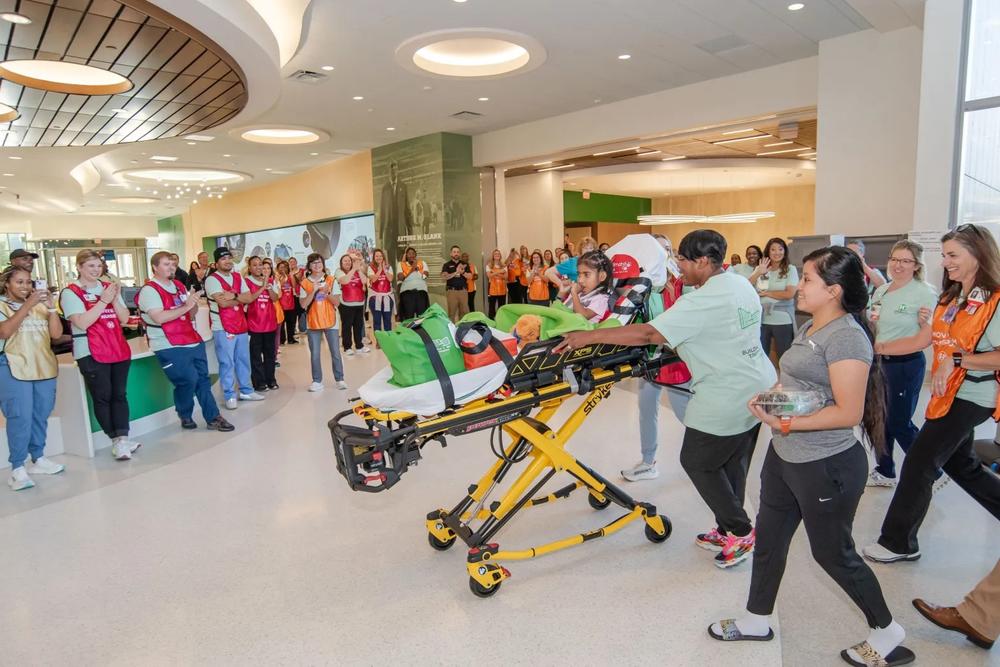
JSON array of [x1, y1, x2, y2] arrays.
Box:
[[369, 296, 393, 332], [875, 353, 926, 478], [639, 379, 692, 464], [212, 331, 253, 400], [154, 342, 220, 424], [307, 328, 345, 383], [0, 356, 57, 469]]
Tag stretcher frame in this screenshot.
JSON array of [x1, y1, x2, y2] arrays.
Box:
[[330, 339, 681, 597]]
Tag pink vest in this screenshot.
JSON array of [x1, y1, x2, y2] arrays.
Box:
[[247, 278, 278, 333], [341, 270, 365, 303], [141, 279, 202, 346], [65, 283, 131, 363], [210, 272, 248, 334]]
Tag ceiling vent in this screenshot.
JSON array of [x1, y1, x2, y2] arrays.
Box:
[[288, 70, 327, 84], [695, 34, 750, 55], [451, 110, 483, 120]]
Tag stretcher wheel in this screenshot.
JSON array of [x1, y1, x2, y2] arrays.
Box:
[[644, 515, 672, 543], [469, 577, 501, 598], [428, 533, 457, 551], [587, 493, 611, 510]]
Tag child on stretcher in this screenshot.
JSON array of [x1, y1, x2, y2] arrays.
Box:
[[559, 250, 613, 323]]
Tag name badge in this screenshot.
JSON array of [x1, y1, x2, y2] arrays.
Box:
[[943, 302, 960, 323], [84, 293, 98, 302], [966, 286, 987, 314]]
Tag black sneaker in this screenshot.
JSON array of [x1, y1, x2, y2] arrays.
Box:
[[207, 416, 235, 432], [267, 383, 279, 390], [180, 418, 198, 430]]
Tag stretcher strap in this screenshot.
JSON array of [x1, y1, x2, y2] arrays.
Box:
[[455, 321, 515, 366], [411, 323, 456, 408]]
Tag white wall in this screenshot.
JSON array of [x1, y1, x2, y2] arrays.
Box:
[[473, 57, 819, 167], [13, 215, 158, 240], [501, 172, 563, 253], [814, 27, 924, 237]]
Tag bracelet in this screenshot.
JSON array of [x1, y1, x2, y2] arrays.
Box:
[[953, 352, 963, 368], [780, 416, 793, 436], [46, 307, 58, 313]]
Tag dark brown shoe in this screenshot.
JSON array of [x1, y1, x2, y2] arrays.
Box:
[[912, 599, 995, 649]]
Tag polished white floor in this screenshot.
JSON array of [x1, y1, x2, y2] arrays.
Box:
[[1, 342, 997, 666]]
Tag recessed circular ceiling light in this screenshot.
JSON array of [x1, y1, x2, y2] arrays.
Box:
[[8, 156, 21, 160], [309, 152, 319, 156], [0, 103, 19, 123], [352, 96, 364, 101], [0, 60, 132, 95], [117, 167, 250, 186], [321, 65, 335, 71], [478, 97, 489, 101], [618, 54, 631, 60], [109, 196, 159, 204], [787, 2, 805, 9], [386, 127, 396, 131], [236, 126, 328, 145], [398, 29, 546, 79], [2, 173, 13, 177], [0, 12, 31, 24]]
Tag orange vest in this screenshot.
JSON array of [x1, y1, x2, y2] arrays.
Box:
[[488, 265, 507, 296], [927, 291, 1000, 420], [300, 276, 338, 330], [507, 259, 521, 284], [466, 263, 478, 292], [518, 257, 530, 286], [527, 268, 549, 301], [399, 260, 425, 279]]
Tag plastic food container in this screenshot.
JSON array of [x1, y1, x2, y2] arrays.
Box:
[[751, 389, 825, 417]]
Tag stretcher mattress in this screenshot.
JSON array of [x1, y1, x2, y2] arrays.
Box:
[[358, 360, 509, 415]]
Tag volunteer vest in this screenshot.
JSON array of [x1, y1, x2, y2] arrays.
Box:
[[369, 265, 392, 294], [0, 301, 57, 380], [247, 277, 278, 333], [927, 291, 1000, 420], [466, 263, 477, 292], [488, 265, 507, 296], [340, 270, 365, 303], [655, 278, 692, 385], [141, 279, 202, 346], [278, 277, 295, 310], [301, 275, 338, 330], [527, 270, 549, 301], [64, 282, 131, 363], [210, 272, 248, 334], [399, 260, 425, 279], [507, 259, 521, 284], [518, 258, 530, 286]]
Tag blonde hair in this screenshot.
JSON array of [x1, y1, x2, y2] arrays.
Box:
[[889, 239, 925, 282], [150, 251, 173, 269], [75, 249, 103, 266], [580, 236, 598, 253]]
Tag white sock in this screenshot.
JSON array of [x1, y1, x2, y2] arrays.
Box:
[[712, 612, 771, 638], [848, 621, 904, 662]]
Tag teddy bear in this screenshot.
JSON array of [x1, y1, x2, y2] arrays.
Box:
[[511, 313, 542, 348]]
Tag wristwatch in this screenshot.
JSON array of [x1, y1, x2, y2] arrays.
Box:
[[780, 416, 792, 436], [953, 352, 963, 368]]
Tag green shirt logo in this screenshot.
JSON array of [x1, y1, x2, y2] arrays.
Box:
[[738, 307, 761, 329]]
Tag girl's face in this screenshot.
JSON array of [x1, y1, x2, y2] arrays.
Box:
[[544, 250, 553, 262], [767, 243, 785, 263], [558, 252, 568, 263], [796, 260, 838, 315], [576, 263, 604, 292], [745, 247, 761, 265], [405, 249, 416, 262], [262, 263, 272, 277], [80, 258, 103, 281], [942, 239, 978, 286], [492, 250, 502, 263], [340, 257, 352, 272], [531, 253, 542, 268], [5, 270, 32, 301], [888, 248, 918, 282], [249, 258, 263, 276], [310, 259, 325, 274], [373, 251, 385, 265]]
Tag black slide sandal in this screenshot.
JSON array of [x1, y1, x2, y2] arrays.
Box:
[[707, 619, 775, 642], [840, 642, 915, 666]]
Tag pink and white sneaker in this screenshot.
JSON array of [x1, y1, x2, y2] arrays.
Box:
[[696, 527, 726, 552], [715, 529, 755, 569]]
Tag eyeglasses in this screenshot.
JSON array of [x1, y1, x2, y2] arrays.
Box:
[[888, 257, 916, 265]]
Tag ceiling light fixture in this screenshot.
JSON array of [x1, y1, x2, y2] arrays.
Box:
[[109, 196, 159, 204], [478, 97, 489, 101], [117, 167, 250, 186], [799, 151, 817, 156], [763, 141, 793, 147], [0, 12, 31, 24], [239, 127, 324, 145], [617, 54, 631, 60], [636, 150, 662, 156], [353, 96, 364, 100], [185, 134, 215, 142], [788, 3, 805, 10], [151, 155, 178, 162], [714, 134, 769, 145], [537, 164, 575, 172], [386, 127, 396, 131], [7, 156, 21, 160], [721, 127, 757, 136], [593, 146, 641, 156], [532, 161, 552, 167], [399, 29, 545, 79], [756, 147, 813, 156], [661, 155, 686, 161], [639, 211, 776, 226], [321, 65, 335, 71], [0, 60, 132, 95]]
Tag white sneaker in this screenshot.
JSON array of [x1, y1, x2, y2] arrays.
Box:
[[309, 382, 325, 392], [225, 397, 238, 410], [867, 471, 897, 487], [28, 457, 64, 475], [336, 380, 348, 390], [862, 542, 920, 563], [361, 346, 372, 354], [621, 461, 659, 482], [239, 392, 266, 401], [8, 466, 34, 491], [345, 349, 355, 357], [126, 439, 142, 453], [112, 441, 132, 461], [932, 474, 950, 494]]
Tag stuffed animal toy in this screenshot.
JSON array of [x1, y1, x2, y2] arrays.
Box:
[[511, 314, 542, 348]]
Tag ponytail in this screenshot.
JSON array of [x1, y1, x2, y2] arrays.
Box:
[[851, 311, 887, 457]]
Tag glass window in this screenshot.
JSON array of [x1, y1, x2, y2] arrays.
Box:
[[966, 0, 1000, 101]]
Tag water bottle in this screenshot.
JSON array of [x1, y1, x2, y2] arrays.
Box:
[[991, 461, 999, 473]]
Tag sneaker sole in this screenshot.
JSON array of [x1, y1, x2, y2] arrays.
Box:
[[621, 470, 658, 482], [696, 540, 724, 553], [9, 482, 35, 491], [114, 454, 131, 461], [864, 551, 921, 564], [715, 548, 754, 569]]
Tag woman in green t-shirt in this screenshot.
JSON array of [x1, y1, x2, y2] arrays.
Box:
[[750, 238, 799, 361], [866, 240, 938, 487]]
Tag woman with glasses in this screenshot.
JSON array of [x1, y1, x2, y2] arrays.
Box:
[[866, 241, 938, 487], [751, 238, 799, 361]]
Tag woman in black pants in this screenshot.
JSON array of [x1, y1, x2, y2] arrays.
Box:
[[335, 253, 370, 355], [865, 224, 1000, 564], [276, 260, 297, 344], [711, 246, 912, 667]]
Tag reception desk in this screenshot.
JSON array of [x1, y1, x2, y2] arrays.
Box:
[[0, 307, 215, 468]]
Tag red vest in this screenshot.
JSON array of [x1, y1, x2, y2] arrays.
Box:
[[210, 272, 248, 334], [65, 283, 131, 363], [370, 265, 392, 294], [341, 270, 365, 303], [142, 279, 202, 346], [278, 277, 295, 310], [247, 277, 279, 333]]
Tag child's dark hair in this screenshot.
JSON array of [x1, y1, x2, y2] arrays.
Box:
[[802, 245, 886, 457], [577, 250, 614, 296]]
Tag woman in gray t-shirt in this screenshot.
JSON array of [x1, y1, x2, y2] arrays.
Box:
[[710, 246, 913, 667]]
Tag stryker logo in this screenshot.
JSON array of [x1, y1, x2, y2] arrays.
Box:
[[434, 337, 452, 353], [738, 307, 761, 329], [583, 385, 613, 415]]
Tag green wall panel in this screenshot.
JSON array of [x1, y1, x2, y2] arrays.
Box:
[[563, 191, 651, 224], [157, 215, 185, 256]]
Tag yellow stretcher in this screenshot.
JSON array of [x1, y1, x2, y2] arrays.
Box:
[[329, 337, 681, 597]]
